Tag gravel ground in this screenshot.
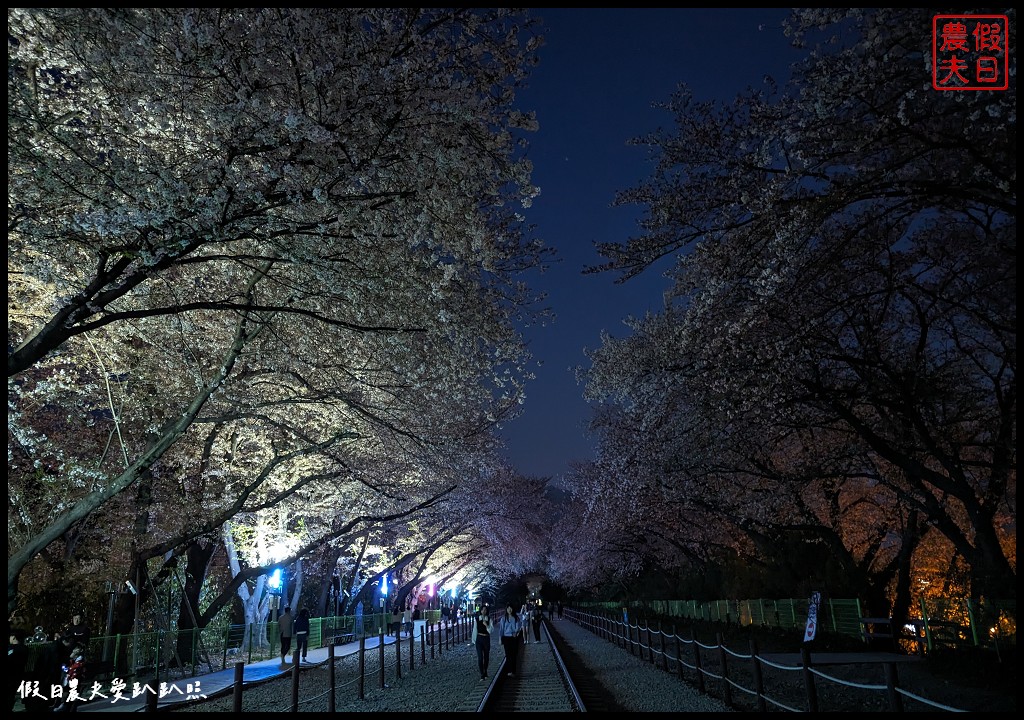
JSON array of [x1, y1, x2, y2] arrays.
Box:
[[170, 637, 486, 713], [550, 617, 734, 712], [170, 619, 735, 713]]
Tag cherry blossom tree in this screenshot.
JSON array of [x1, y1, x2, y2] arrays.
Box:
[[8, 8, 549, 615], [580, 8, 1014, 604]]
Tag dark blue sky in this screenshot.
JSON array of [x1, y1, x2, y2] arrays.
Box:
[[499, 8, 802, 480]]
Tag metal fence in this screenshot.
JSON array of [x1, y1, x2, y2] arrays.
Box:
[[24, 609, 451, 686], [577, 596, 1016, 653]]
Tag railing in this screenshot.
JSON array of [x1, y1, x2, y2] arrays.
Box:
[[577, 596, 1016, 652], [566, 607, 978, 712], [23, 611, 459, 686], [224, 615, 472, 712]]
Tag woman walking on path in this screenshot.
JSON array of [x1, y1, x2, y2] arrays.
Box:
[[294, 608, 310, 662], [471, 607, 494, 680], [519, 602, 531, 644], [498, 605, 521, 677], [531, 603, 542, 643]]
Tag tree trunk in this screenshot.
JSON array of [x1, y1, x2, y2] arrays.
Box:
[[173, 540, 216, 667], [317, 546, 344, 616]]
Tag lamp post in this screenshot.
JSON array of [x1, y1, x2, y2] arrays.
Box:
[[380, 574, 389, 635], [103, 580, 118, 662], [268, 568, 283, 623]]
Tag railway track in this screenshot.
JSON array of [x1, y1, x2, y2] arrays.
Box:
[[477, 618, 620, 712]]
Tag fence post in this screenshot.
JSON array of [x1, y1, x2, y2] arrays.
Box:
[[291, 650, 300, 712], [647, 624, 654, 663], [919, 596, 934, 653], [247, 623, 253, 665], [430, 623, 435, 659], [661, 623, 668, 672], [396, 626, 402, 680], [750, 637, 766, 713], [965, 598, 980, 647], [421, 625, 426, 665], [692, 627, 705, 694], [146, 674, 159, 711], [222, 626, 229, 672], [358, 636, 366, 700], [378, 628, 385, 689], [884, 661, 904, 712], [675, 629, 684, 681], [232, 660, 243, 712], [192, 627, 199, 677], [154, 630, 162, 688], [328, 644, 336, 712], [717, 632, 731, 707], [800, 645, 819, 713], [409, 627, 415, 671]]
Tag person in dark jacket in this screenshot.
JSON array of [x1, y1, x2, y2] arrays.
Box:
[[390, 607, 402, 638], [23, 635, 62, 712], [63, 614, 91, 652], [7, 627, 29, 711], [294, 608, 310, 662]]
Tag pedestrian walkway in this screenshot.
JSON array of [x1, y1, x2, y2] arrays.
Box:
[[72, 631, 411, 713]]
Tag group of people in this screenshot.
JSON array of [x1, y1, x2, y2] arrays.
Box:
[[8, 612, 92, 712], [471, 600, 553, 681], [389, 605, 415, 638]]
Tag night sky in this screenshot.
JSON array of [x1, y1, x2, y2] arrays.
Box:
[[500, 8, 802, 481]]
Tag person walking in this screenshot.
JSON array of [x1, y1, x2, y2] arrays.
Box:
[[498, 605, 521, 677], [471, 607, 493, 681], [402, 605, 413, 638], [519, 602, 532, 644], [531, 602, 542, 643], [279, 606, 294, 666], [391, 606, 402, 638], [294, 608, 310, 662]]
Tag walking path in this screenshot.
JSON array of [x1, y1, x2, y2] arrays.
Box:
[[69, 631, 411, 713]]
